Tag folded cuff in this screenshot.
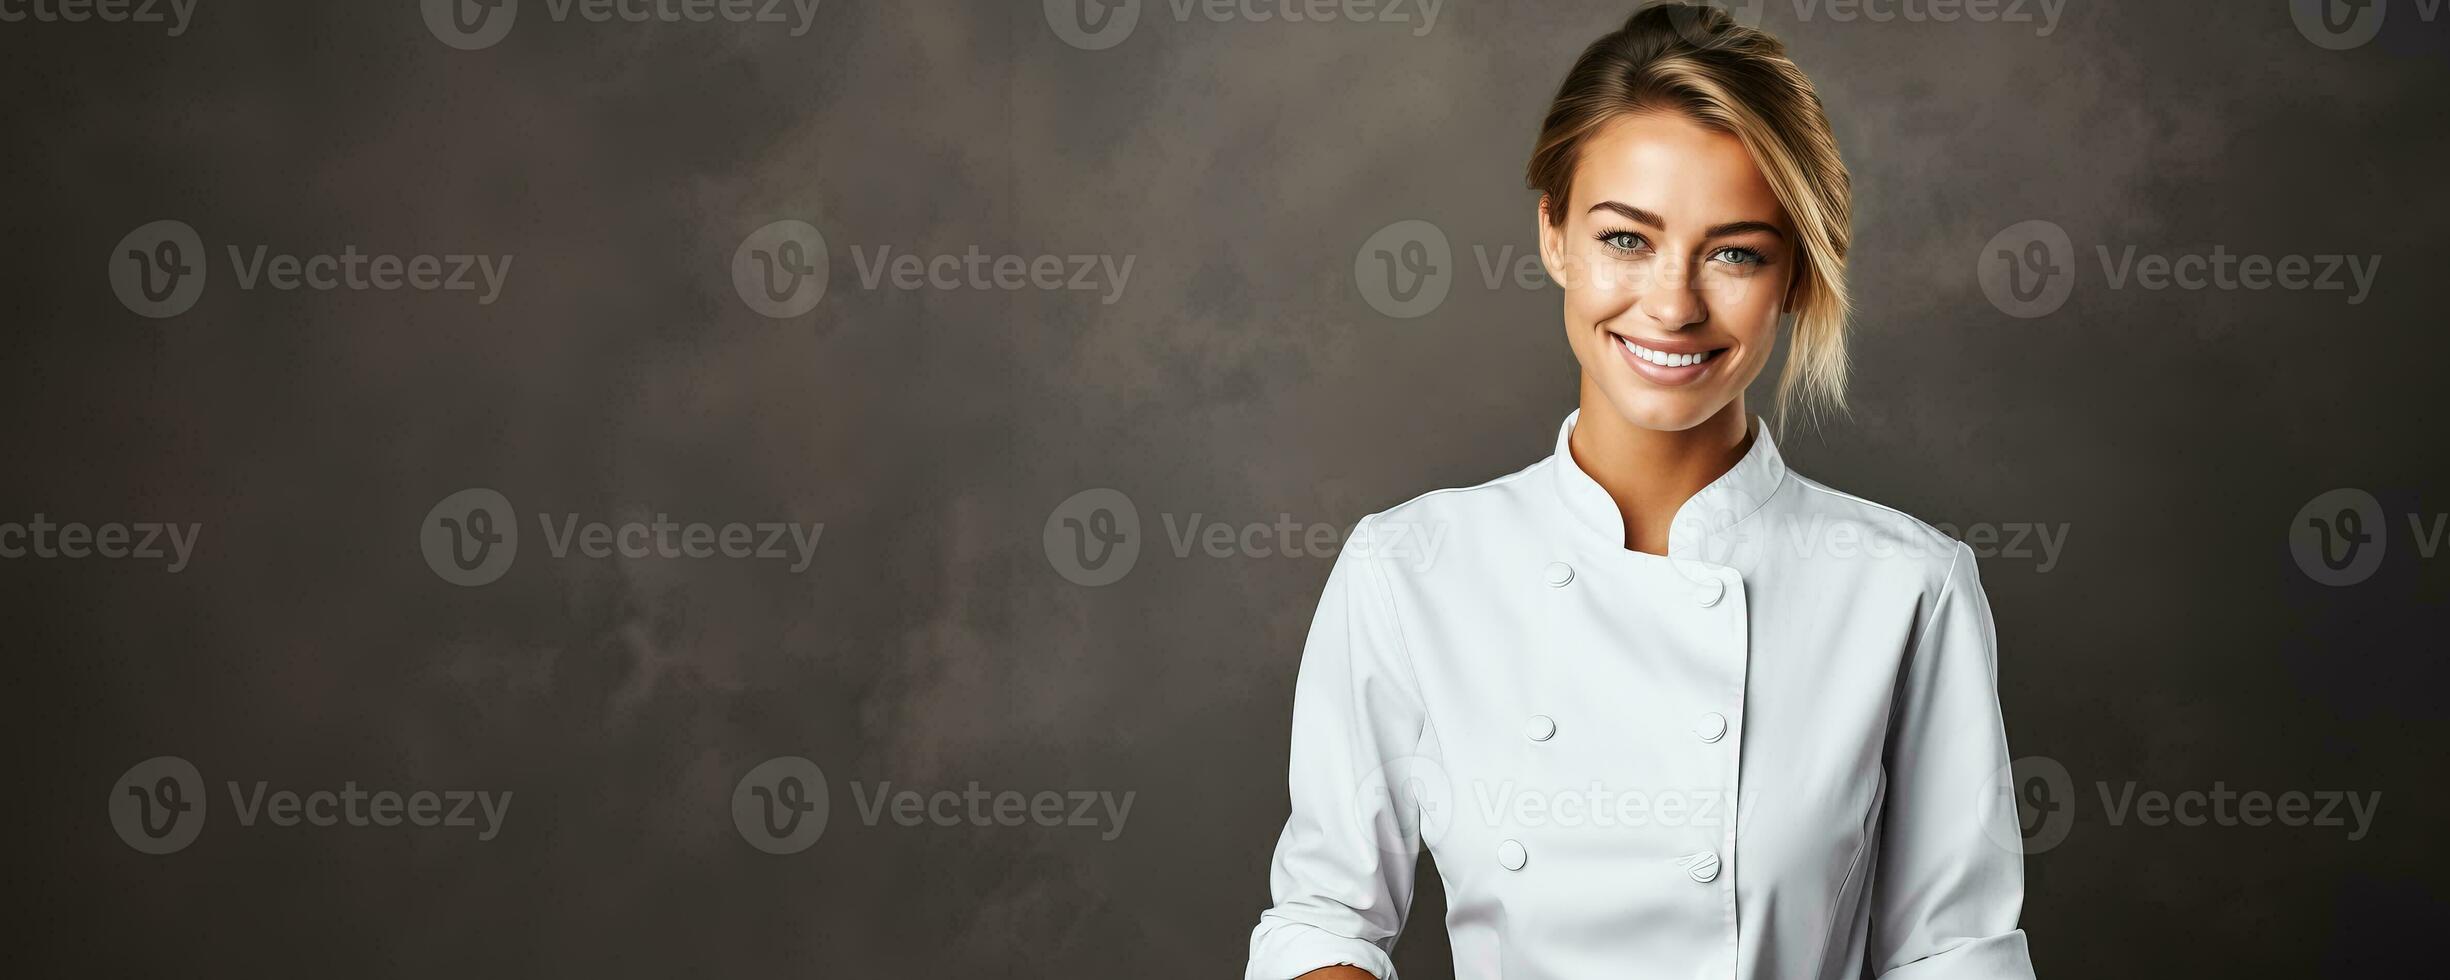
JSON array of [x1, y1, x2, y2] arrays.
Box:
[[1247, 918, 1398, 980], [1876, 930, 2036, 980]]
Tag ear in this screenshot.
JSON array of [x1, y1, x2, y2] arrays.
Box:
[[1537, 195, 1569, 288]]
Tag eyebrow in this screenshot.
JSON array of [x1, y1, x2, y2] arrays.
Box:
[[1587, 201, 1785, 241]]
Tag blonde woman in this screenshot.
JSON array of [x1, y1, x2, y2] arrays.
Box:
[[1247, 5, 2037, 978]]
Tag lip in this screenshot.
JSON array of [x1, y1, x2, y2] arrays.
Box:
[[1607, 329, 1730, 387]]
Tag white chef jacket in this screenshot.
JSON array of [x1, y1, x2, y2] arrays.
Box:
[[1247, 411, 2036, 980]]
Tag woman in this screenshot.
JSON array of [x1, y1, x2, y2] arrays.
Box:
[[1246, 5, 2037, 979]]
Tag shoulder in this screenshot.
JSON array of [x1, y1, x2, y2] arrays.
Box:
[[1362, 456, 1554, 530], [1764, 471, 1976, 590]]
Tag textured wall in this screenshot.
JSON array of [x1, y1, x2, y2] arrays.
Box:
[[7, 0, 2445, 975]]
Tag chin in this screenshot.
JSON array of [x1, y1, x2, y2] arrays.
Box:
[[1597, 384, 1730, 433]]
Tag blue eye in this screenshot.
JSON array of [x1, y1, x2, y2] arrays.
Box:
[[1713, 247, 1765, 266]]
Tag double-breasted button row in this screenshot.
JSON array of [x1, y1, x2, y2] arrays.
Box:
[[1524, 712, 1726, 743], [1541, 562, 1730, 609]]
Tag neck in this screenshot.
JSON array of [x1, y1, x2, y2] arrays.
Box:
[[1567, 375, 1754, 555]]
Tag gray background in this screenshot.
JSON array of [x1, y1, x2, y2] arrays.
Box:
[[7, 0, 2445, 976]]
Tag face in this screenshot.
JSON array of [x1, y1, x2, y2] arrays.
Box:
[[1538, 110, 1795, 433]]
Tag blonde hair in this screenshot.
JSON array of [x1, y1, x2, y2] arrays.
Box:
[[1527, 2, 1853, 428]]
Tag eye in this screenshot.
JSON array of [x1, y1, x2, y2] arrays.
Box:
[[1711, 246, 1767, 267], [1595, 230, 1649, 254]]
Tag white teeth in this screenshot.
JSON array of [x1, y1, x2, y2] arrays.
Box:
[[1617, 335, 1716, 368]]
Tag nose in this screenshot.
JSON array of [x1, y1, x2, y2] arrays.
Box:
[[1636, 257, 1706, 330]]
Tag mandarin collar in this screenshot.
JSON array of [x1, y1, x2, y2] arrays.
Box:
[[1546, 408, 1789, 559]]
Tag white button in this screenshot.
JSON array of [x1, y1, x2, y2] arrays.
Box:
[[1498, 839, 1528, 871], [1681, 850, 1721, 883], [1525, 715, 1556, 742], [1544, 561, 1574, 587], [1694, 577, 1726, 607], [1696, 712, 1728, 743]]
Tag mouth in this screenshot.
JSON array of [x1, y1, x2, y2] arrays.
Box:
[[1609, 331, 1730, 386]]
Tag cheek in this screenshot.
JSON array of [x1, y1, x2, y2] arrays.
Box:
[[1561, 257, 1638, 324], [1708, 274, 1786, 342]]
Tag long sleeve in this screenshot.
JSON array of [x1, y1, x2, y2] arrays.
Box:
[[1247, 515, 1432, 980], [1864, 542, 2038, 978]]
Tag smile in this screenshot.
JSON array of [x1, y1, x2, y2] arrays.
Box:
[[1610, 332, 1730, 386], [1617, 336, 1726, 367]]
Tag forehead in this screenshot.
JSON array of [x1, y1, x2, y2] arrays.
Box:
[[1568, 111, 1785, 227]]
